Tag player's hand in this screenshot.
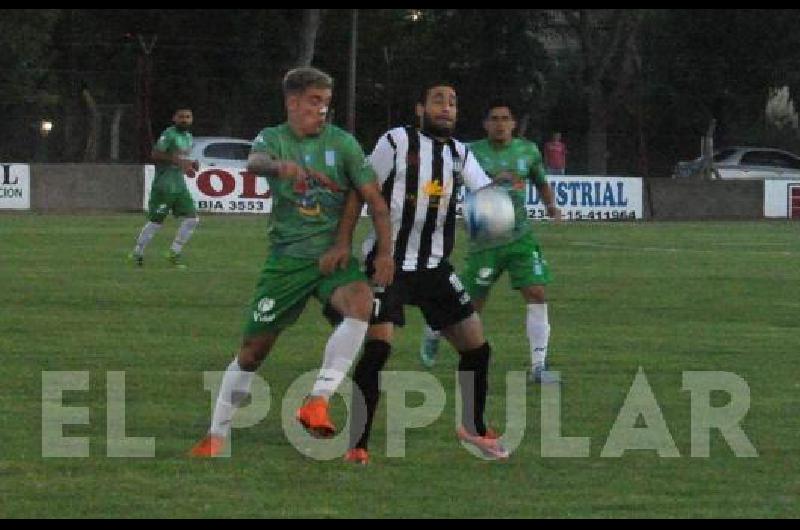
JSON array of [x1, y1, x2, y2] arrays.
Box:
[[547, 205, 562, 222], [371, 252, 395, 288], [306, 167, 341, 193], [187, 159, 201, 177], [276, 161, 306, 179], [275, 161, 310, 192], [176, 158, 194, 172], [319, 244, 351, 276]]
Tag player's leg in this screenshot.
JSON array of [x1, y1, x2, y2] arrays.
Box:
[[419, 249, 499, 368], [520, 284, 558, 384], [345, 322, 394, 465], [190, 257, 315, 456], [130, 190, 168, 265], [296, 261, 372, 437], [423, 265, 508, 459], [345, 275, 404, 464], [168, 191, 199, 268], [189, 331, 281, 457], [507, 234, 557, 384]]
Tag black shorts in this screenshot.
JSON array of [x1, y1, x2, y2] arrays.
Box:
[[369, 261, 475, 331]]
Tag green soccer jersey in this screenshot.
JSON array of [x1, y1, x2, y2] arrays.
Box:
[[468, 138, 547, 251], [251, 123, 376, 259], [153, 126, 193, 194]]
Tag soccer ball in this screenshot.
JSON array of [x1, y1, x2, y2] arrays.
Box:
[[464, 187, 516, 240]]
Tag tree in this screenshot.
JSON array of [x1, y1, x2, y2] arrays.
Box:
[[295, 9, 323, 67], [0, 9, 60, 160], [559, 9, 645, 174]]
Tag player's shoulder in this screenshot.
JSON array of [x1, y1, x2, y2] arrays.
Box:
[[365, 127, 408, 152], [322, 124, 368, 155], [512, 137, 538, 149], [324, 124, 359, 144], [252, 124, 284, 145], [468, 138, 489, 151], [515, 137, 541, 155], [448, 136, 473, 159], [154, 127, 176, 149], [323, 123, 350, 138], [382, 126, 409, 146]]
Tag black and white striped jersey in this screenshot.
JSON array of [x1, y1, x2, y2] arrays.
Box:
[[363, 126, 491, 272]]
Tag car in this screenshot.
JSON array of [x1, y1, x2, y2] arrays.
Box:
[[190, 137, 253, 170], [673, 146, 800, 179]]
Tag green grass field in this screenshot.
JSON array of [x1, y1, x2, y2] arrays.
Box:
[[1, 213, 798, 518]]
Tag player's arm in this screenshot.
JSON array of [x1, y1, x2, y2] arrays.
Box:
[[322, 133, 395, 286], [151, 132, 197, 173], [359, 182, 393, 287], [320, 189, 362, 276], [321, 183, 393, 287], [535, 181, 561, 221], [530, 148, 561, 221], [359, 134, 396, 287], [247, 130, 308, 183], [462, 147, 493, 191], [247, 152, 309, 182]]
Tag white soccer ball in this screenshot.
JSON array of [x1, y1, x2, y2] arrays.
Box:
[[464, 186, 516, 240]]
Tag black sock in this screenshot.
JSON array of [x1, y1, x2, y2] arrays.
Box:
[[458, 342, 491, 437], [351, 339, 391, 450]]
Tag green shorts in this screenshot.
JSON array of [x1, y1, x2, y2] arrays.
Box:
[[147, 187, 196, 223], [243, 254, 367, 336], [462, 232, 552, 300]]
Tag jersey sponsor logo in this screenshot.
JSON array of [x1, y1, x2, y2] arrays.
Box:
[[476, 267, 494, 286], [325, 150, 336, 167], [423, 180, 445, 197], [532, 252, 545, 276], [253, 297, 277, 323], [298, 201, 322, 216], [293, 177, 330, 217], [297, 191, 322, 216], [517, 158, 527, 173]]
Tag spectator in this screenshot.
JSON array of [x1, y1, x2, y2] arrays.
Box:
[[544, 132, 567, 175]]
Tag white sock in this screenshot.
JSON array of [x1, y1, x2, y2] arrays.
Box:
[[527, 303, 550, 368], [133, 222, 162, 256], [209, 358, 254, 438], [311, 318, 369, 398], [423, 324, 441, 342], [170, 217, 199, 254]]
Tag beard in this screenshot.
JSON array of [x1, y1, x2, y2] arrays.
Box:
[[175, 123, 192, 132], [421, 113, 454, 138]]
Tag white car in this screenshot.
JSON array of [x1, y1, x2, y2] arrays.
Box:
[[190, 137, 253, 170], [674, 146, 800, 179]]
